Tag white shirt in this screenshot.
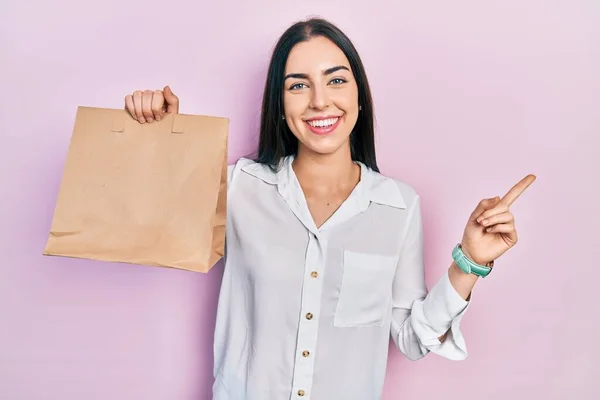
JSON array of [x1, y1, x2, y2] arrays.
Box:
[[212, 155, 470, 400]]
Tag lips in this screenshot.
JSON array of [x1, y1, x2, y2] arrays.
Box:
[[304, 116, 343, 136]]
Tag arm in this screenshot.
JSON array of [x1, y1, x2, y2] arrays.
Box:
[[448, 261, 479, 300], [390, 196, 471, 361], [391, 174, 536, 359], [435, 262, 477, 342]]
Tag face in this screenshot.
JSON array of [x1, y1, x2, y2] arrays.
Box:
[[283, 36, 359, 157]]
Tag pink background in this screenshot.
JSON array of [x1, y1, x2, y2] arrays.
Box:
[[1, 0, 599, 399]]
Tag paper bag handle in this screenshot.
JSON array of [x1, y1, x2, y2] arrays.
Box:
[[171, 114, 185, 134], [110, 112, 185, 134]]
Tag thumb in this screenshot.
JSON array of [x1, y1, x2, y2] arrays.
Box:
[[163, 86, 179, 114], [469, 196, 500, 222]]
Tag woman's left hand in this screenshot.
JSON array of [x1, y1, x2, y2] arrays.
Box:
[[460, 174, 537, 266]]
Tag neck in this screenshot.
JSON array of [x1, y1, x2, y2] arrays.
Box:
[[292, 144, 359, 190]]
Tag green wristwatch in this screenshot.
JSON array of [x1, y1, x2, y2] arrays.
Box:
[[452, 244, 494, 278]]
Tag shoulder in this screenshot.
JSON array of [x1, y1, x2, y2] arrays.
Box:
[[365, 166, 420, 211], [228, 157, 253, 184], [391, 176, 420, 207], [227, 157, 256, 187], [228, 157, 280, 187]]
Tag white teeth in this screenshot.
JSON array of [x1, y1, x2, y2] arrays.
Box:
[[308, 118, 339, 128]]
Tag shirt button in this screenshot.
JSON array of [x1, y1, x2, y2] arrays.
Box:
[[302, 350, 310, 357], [310, 271, 318, 278], [298, 389, 305, 396], [305, 313, 313, 320]]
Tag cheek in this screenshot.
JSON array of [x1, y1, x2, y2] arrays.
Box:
[[283, 93, 307, 118], [282, 96, 306, 139], [335, 94, 359, 122], [332, 87, 359, 113]]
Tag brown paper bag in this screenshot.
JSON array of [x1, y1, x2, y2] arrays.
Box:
[[43, 106, 228, 273]]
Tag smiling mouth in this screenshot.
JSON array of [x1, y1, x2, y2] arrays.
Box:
[[304, 116, 343, 135], [306, 117, 340, 128]]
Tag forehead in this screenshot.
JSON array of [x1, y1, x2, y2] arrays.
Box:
[[285, 36, 351, 73]]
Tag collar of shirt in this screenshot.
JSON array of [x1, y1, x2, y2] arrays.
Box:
[[240, 155, 407, 235]]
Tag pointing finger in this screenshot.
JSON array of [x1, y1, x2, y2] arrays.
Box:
[[500, 174, 536, 207]]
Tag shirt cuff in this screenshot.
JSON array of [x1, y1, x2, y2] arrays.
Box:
[[422, 268, 470, 335], [410, 269, 471, 360]]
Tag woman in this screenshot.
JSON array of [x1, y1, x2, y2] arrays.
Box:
[[125, 17, 534, 400]]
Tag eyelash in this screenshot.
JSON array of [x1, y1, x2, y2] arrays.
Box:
[[289, 78, 347, 91]]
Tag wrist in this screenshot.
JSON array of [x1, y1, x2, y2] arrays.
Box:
[[459, 243, 487, 266], [454, 243, 495, 279], [450, 260, 477, 278], [448, 262, 477, 300]]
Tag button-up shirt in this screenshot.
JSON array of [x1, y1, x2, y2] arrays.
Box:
[[212, 155, 470, 400]]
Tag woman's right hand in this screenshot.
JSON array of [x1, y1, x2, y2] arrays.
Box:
[[124, 85, 179, 123]]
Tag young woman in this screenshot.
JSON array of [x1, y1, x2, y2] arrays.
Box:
[[124, 17, 534, 400]]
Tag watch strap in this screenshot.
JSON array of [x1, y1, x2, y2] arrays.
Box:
[[452, 244, 493, 278]]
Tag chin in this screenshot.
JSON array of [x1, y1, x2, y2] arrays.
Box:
[[301, 135, 351, 156]]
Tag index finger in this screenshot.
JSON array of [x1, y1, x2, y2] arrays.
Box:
[[500, 174, 537, 206]]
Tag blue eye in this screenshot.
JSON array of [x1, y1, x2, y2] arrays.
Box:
[[330, 78, 347, 85], [289, 83, 307, 90]]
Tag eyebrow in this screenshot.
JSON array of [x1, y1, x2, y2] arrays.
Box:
[[284, 65, 350, 80]]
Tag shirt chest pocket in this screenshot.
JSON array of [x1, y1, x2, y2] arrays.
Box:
[[333, 250, 398, 327]]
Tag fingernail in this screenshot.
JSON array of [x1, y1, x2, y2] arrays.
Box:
[[155, 115, 162, 121], [486, 227, 492, 232], [147, 117, 154, 123], [482, 219, 489, 226], [139, 117, 146, 123]]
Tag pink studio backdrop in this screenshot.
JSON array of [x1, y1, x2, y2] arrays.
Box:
[[1, 0, 598, 399]]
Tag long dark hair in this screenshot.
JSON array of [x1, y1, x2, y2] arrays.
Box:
[[255, 18, 379, 173]]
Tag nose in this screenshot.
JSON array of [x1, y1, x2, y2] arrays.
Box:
[[309, 83, 330, 110]]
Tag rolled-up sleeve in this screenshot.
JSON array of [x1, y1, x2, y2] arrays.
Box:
[[390, 195, 470, 361]]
